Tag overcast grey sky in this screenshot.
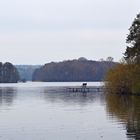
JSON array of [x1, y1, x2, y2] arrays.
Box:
[[0, 0, 140, 64]]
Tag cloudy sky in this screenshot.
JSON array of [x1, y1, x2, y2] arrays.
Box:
[[0, 0, 140, 64]]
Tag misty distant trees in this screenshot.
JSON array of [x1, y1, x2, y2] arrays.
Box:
[[32, 59, 116, 82], [0, 62, 19, 83], [16, 65, 41, 81]]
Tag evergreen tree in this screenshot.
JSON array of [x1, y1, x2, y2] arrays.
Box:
[[125, 13, 140, 64]]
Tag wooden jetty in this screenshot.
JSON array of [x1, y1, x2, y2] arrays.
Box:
[[67, 85, 105, 93], [44, 83, 106, 93]]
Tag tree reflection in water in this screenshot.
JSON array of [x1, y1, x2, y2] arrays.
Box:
[[0, 87, 16, 106], [106, 93, 140, 140], [43, 87, 105, 106]]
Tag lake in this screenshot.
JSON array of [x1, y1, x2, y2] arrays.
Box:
[[0, 82, 139, 140]]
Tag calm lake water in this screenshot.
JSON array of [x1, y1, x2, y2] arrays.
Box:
[[0, 82, 139, 140]]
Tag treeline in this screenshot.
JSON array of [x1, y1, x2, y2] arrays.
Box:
[[106, 13, 140, 94], [0, 62, 19, 83], [32, 58, 116, 82]]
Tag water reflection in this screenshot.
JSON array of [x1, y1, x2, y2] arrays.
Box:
[[43, 88, 105, 106], [106, 93, 140, 140], [0, 87, 16, 106]]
